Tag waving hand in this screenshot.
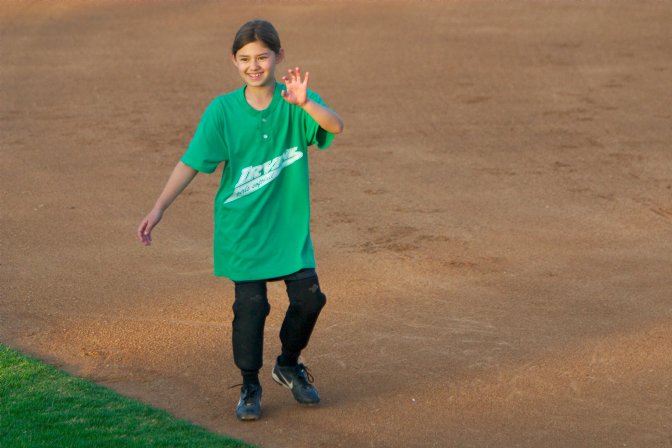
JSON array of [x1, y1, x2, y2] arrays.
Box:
[[281, 67, 309, 106]]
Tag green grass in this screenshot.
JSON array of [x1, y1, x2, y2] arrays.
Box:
[[0, 344, 256, 448]]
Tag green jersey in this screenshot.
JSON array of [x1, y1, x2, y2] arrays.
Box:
[[180, 83, 334, 281]]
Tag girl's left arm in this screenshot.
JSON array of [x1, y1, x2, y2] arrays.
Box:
[[282, 67, 344, 134], [299, 99, 344, 134]]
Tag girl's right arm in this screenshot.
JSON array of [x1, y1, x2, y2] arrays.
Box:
[[137, 161, 198, 246]]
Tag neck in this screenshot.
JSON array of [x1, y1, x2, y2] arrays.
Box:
[[245, 81, 276, 110]]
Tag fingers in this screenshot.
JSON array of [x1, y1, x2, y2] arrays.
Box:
[[137, 220, 147, 242], [143, 228, 153, 245], [282, 67, 309, 106], [289, 67, 299, 81], [286, 67, 308, 83], [137, 217, 154, 246], [285, 69, 297, 84]]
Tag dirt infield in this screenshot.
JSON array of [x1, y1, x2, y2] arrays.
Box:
[[2, 1, 672, 447]]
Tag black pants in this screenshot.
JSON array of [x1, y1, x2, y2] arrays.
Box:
[[232, 268, 327, 373]]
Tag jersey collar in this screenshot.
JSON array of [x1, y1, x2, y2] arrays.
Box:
[[239, 82, 284, 118]]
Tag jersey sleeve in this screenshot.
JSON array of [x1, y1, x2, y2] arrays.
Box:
[[180, 98, 229, 173], [304, 90, 335, 150]]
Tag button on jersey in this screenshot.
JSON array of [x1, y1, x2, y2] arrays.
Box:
[[180, 83, 334, 281]]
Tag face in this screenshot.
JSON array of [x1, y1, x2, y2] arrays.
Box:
[[232, 41, 283, 88]]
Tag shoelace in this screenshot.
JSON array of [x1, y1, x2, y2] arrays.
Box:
[[229, 383, 259, 405], [298, 364, 315, 384], [228, 383, 262, 395]]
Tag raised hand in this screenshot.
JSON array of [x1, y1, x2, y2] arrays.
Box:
[[281, 67, 309, 106]]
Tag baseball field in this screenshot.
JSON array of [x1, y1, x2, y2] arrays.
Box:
[[2, 1, 671, 447]]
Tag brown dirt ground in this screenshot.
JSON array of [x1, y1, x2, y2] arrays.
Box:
[[2, 1, 672, 447]]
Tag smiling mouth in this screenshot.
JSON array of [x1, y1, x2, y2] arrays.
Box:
[[247, 72, 263, 80]]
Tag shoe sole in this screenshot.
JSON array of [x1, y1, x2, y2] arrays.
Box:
[[237, 413, 260, 421], [271, 369, 320, 406], [236, 399, 262, 421]]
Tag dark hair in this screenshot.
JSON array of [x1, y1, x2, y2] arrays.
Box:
[[231, 19, 281, 56]]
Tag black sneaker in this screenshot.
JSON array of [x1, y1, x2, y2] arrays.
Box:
[[271, 361, 320, 405], [235, 383, 262, 421]]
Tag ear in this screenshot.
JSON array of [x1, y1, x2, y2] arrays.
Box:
[[230, 52, 238, 66], [277, 48, 285, 64]]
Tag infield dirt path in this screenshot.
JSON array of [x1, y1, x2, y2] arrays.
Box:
[[2, 1, 672, 447]]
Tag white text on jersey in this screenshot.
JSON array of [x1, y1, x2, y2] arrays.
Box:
[[224, 147, 303, 204]]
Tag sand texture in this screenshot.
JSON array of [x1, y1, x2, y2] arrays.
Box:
[[2, 1, 672, 447]]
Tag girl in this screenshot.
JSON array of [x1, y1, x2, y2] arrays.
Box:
[[136, 19, 343, 421]]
